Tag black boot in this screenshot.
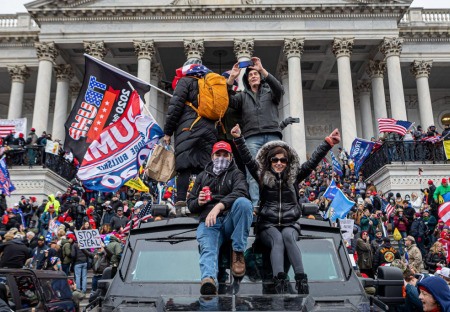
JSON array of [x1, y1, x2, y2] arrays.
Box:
[[273, 272, 288, 294], [295, 273, 309, 295]]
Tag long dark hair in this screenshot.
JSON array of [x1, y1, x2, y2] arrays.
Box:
[[259, 146, 290, 187]]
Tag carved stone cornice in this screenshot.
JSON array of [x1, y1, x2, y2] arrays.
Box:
[[356, 80, 371, 94], [83, 40, 107, 60], [283, 38, 304, 59], [7, 65, 30, 83], [332, 38, 354, 59], [409, 60, 432, 79], [233, 38, 254, 60], [70, 83, 81, 96], [184, 39, 204, 60], [54, 64, 74, 82], [400, 29, 450, 42], [366, 60, 387, 79], [0, 35, 39, 47], [380, 37, 404, 58], [34, 41, 58, 62], [133, 39, 155, 60]]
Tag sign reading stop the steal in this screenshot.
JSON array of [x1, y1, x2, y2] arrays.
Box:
[[75, 229, 102, 249]]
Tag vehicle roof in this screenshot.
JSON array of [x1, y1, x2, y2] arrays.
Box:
[[0, 268, 67, 279]]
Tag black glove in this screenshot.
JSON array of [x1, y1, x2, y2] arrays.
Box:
[[279, 117, 298, 130]]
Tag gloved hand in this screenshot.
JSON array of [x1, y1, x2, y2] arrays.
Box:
[[279, 117, 298, 130], [325, 128, 341, 147]]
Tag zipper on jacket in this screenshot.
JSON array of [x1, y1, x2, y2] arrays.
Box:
[[278, 178, 282, 226]]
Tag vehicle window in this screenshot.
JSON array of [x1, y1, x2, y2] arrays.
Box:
[[127, 239, 202, 282], [14, 276, 39, 309], [0, 275, 14, 309], [40, 278, 72, 302]]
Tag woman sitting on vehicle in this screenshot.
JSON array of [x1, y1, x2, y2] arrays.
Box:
[[231, 124, 340, 294]]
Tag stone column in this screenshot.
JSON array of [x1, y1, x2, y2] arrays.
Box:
[[355, 101, 363, 138], [380, 37, 407, 121], [69, 83, 81, 111], [7, 65, 30, 119], [366, 60, 388, 129], [233, 38, 254, 91], [356, 80, 374, 139], [83, 40, 107, 60], [133, 39, 155, 116], [32, 42, 59, 133], [332, 38, 357, 152], [284, 38, 306, 163], [150, 63, 163, 124], [410, 60, 434, 128], [279, 63, 291, 146], [52, 64, 73, 142], [183, 39, 204, 62]]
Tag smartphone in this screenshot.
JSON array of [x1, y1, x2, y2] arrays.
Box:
[[238, 60, 254, 68], [292, 118, 300, 123]]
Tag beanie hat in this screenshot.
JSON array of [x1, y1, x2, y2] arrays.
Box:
[[415, 212, 421, 218], [50, 257, 60, 266]]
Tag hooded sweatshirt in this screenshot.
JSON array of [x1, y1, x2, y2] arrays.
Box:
[[0, 239, 29, 268], [417, 276, 450, 312], [45, 194, 61, 214]]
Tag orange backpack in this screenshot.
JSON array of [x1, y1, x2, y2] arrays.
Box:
[[184, 73, 229, 132]]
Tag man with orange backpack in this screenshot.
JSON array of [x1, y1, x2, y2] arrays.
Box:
[[164, 58, 227, 216]]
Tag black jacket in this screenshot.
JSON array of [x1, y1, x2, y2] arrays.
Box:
[[110, 215, 128, 231], [425, 251, 447, 274], [410, 218, 426, 238], [235, 136, 331, 233], [228, 69, 283, 140], [71, 243, 88, 265], [0, 239, 28, 268], [187, 160, 249, 222], [372, 243, 400, 270], [164, 76, 218, 172]]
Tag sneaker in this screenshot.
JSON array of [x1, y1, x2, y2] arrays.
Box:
[[231, 250, 246, 277], [200, 277, 217, 295]]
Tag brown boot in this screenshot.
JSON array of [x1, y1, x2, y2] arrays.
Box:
[[200, 277, 217, 295], [232, 250, 246, 277]]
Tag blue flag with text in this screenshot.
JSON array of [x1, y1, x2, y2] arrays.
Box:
[[324, 189, 355, 222]]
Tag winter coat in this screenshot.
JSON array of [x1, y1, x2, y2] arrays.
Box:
[[45, 194, 61, 214], [373, 243, 401, 270], [228, 69, 284, 140], [356, 238, 373, 270], [403, 243, 423, 272], [187, 160, 249, 223], [83, 247, 113, 275], [355, 181, 366, 194], [0, 239, 28, 268], [71, 243, 88, 265], [411, 197, 423, 212], [417, 276, 450, 312], [371, 237, 383, 255], [110, 215, 128, 232], [40, 211, 58, 229], [61, 239, 73, 265], [394, 215, 409, 232], [410, 218, 426, 238], [72, 289, 85, 311], [0, 215, 21, 231], [101, 211, 116, 226], [425, 251, 447, 274], [360, 216, 379, 234], [234, 136, 331, 234], [424, 215, 437, 234], [404, 206, 416, 225], [32, 245, 49, 270], [428, 184, 437, 205], [434, 184, 450, 202], [404, 283, 423, 312], [164, 76, 218, 172], [110, 199, 123, 213], [106, 235, 122, 266]]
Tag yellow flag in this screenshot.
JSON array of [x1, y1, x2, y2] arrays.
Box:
[[125, 177, 149, 192], [444, 141, 450, 160]]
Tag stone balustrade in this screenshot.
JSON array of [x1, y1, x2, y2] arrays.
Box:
[[401, 8, 450, 24], [0, 13, 38, 30]]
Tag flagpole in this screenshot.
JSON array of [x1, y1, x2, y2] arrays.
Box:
[[127, 82, 157, 117]]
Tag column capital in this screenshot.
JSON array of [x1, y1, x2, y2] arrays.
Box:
[[410, 60, 433, 79], [133, 39, 155, 60], [70, 83, 81, 96], [34, 41, 59, 62], [380, 37, 404, 58], [356, 80, 371, 94], [183, 39, 204, 60], [332, 37, 354, 58], [7, 65, 30, 83], [54, 64, 74, 82], [366, 60, 386, 79], [233, 38, 254, 60], [283, 38, 304, 59], [83, 40, 107, 60]]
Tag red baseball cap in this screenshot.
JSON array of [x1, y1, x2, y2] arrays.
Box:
[[428, 180, 433, 185], [212, 141, 232, 155], [443, 178, 448, 184]]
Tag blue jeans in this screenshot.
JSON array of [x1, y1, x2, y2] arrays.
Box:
[[404, 142, 415, 161], [74, 263, 88, 293], [92, 275, 102, 292], [245, 134, 280, 206], [62, 264, 70, 276], [196, 197, 253, 284], [397, 231, 407, 255]]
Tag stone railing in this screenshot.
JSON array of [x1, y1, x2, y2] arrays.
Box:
[[0, 13, 38, 30], [401, 8, 450, 25]]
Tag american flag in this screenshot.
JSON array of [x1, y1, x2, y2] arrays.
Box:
[[119, 201, 153, 236], [382, 199, 395, 226], [421, 136, 441, 144], [377, 118, 413, 136], [0, 126, 15, 138], [172, 64, 211, 89]]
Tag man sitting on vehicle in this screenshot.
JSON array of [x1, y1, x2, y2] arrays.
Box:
[[187, 141, 253, 295]]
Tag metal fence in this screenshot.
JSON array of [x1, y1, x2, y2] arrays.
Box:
[[3, 146, 77, 182], [361, 140, 448, 179]]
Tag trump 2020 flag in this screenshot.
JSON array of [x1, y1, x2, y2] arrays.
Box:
[[324, 189, 355, 222], [330, 150, 343, 177], [323, 179, 338, 200], [0, 158, 15, 196], [439, 202, 450, 227], [64, 54, 152, 163], [77, 90, 163, 192], [349, 138, 374, 178]]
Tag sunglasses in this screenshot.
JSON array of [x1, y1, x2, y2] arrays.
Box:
[[271, 157, 287, 164]]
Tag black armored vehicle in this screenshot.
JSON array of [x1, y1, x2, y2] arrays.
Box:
[[87, 216, 405, 312]]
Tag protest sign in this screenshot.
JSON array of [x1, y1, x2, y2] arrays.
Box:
[[75, 229, 102, 249], [45, 140, 60, 155], [339, 219, 354, 242]]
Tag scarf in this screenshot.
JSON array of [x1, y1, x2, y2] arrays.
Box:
[[172, 64, 211, 89], [86, 208, 96, 229], [213, 157, 231, 176]]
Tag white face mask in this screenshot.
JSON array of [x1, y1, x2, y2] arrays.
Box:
[[213, 157, 231, 175]]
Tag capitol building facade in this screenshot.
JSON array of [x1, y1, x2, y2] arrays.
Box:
[[0, 0, 449, 164]]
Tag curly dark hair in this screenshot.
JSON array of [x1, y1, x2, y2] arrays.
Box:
[[258, 146, 290, 187]]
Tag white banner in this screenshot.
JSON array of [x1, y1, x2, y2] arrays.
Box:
[[45, 140, 60, 155], [0, 118, 27, 138], [340, 219, 354, 242], [75, 229, 102, 249]]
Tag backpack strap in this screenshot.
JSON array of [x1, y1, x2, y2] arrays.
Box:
[[182, 101, 201, 132]]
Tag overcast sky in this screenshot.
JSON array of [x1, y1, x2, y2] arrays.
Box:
[[0, 0, 449, 14]]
